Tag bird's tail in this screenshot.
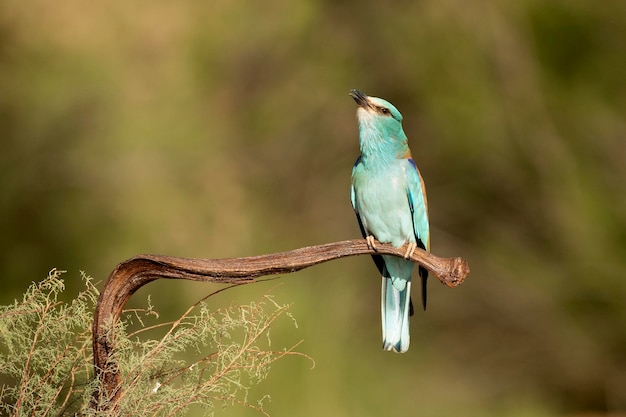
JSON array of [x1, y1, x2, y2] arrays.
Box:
[[381, 276, 411, 353]]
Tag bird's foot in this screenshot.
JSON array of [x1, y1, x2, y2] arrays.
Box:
[[403, 242, 417, 259], [366, 235, 378, 251]]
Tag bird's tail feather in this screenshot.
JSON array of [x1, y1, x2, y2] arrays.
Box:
[[381, 276, 411, 353]]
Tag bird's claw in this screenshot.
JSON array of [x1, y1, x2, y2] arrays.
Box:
[[403, 242, 417, 259], [366, 235, 378, 251]]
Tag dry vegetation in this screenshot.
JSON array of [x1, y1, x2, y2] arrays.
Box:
[[0, 270, 310, 416]]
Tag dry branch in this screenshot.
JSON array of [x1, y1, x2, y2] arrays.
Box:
[[90, 238, 469, 412]]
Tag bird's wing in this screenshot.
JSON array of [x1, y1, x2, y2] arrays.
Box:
[[405, 158, 430, 251], [405, 157, 430, 310], [350, 156, 361, 217]]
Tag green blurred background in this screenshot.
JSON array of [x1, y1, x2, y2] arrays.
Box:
[[1, 0, 625, 415]]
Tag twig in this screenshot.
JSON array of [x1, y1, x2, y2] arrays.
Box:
[[90, 238, 469, 412]]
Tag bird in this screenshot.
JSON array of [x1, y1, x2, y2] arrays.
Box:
[[349, 89, 430, 353]]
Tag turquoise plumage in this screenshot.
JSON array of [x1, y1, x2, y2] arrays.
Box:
[[349, 89, 430, 353]]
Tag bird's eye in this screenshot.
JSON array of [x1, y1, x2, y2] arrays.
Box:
[[380, 107, 390, 115]]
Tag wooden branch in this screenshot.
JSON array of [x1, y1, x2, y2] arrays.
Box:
[[90, 238, 469, 411]]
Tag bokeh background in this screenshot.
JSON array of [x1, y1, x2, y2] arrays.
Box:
[[2, 0, 625, 416]]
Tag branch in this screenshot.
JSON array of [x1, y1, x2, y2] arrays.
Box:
[[90, 238, 469, 412]]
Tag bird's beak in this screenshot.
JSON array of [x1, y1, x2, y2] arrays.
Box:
[[350, 89, 371, 109]]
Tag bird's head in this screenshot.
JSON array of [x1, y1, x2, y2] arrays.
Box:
[[350, 89, 403, 121], [350, 89, 407, 154]]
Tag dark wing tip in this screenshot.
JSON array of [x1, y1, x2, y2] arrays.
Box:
[[419, 266, 428, 311]]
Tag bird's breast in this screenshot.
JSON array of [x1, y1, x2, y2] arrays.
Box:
[[353, 163, 415, 248]]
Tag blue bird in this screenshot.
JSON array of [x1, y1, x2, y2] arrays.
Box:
[[349, 89, 430, 353]]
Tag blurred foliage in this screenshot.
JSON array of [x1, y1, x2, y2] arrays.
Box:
[[1, 0, 625, 415]]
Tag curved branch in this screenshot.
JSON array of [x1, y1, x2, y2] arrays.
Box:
[[90, 238, 469, 411]]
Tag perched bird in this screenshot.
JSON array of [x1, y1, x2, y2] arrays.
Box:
[[349, 89, 430, 353]]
